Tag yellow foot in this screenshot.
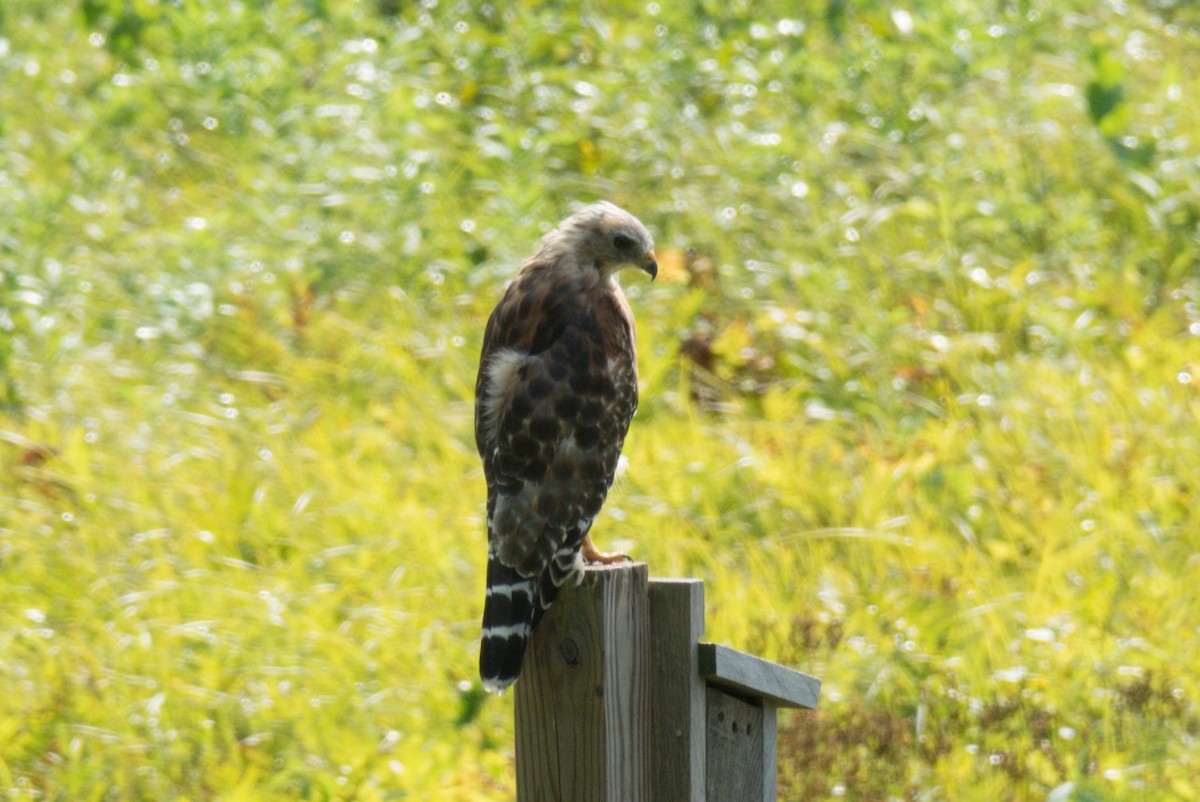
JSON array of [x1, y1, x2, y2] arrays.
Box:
[[580, 534, 632, 565]]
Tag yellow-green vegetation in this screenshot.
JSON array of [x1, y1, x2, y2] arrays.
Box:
[[2, 0, 1198, 799]]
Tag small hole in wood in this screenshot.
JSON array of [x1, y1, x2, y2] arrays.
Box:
[[746, 722, 753, 736], [718, 711, 725, 724], [732, 721, 739, 734]]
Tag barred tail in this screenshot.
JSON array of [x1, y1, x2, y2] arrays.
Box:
[[479, 544, 582, 693], [479, 555, 537, 694]]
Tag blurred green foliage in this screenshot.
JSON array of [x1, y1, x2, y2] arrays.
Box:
[[2, 0, 1199, 799]]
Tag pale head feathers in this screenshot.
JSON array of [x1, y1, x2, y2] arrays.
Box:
[[532, 201, 658, 280]]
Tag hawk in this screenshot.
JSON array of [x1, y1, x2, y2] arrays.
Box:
[[475, 202, 657, 693]]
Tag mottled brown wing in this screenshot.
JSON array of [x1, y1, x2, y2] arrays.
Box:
[[481, 274, 638, 573], [474, 271, 574, 541], [475, 271, 637, 692]]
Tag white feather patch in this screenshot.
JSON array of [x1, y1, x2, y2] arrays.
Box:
[[485, 582, 532, 599], [482, 348, 528, 432], [482, 676, 516, 695], [480, 623, 530, 639], [570, 550, 586, 586], [614, 454, 629, 481]]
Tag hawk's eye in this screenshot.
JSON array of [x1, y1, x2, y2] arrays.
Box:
[[612, 233, 635, 252]]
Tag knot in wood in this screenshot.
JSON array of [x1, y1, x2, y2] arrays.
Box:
[[559, 637, 581, 666]]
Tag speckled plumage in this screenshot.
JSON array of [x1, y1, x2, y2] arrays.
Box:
[[475, 202, 657, 693]]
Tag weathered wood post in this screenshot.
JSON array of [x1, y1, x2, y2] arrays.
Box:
[[648, 578, 707, 801], [514, 562, 650, 802], [514, 565, 820, 801]]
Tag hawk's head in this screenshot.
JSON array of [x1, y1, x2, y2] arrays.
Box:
[[552, 201, 658, 281]]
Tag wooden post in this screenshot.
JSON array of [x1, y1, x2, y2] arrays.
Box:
[[648, 578, 706, 802], [514, 563, 650, 802], [512, 571, 820, 802]]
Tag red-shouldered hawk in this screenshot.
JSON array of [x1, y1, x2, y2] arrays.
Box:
[[475, 202, 657, 693]]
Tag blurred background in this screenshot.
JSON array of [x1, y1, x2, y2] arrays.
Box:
[[2, 0, 1198, 799]]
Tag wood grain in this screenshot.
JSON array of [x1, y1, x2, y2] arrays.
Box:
[[705, 687, 765, 802], [698, 642, 821, 710], [648, 578, 707, 802], [515, 562, 650, 802]]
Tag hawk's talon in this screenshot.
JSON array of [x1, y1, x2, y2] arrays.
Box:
[[580, 535, 632, 565]]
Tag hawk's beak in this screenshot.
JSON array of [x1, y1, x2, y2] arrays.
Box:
[[643, 251, 658, 281]]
